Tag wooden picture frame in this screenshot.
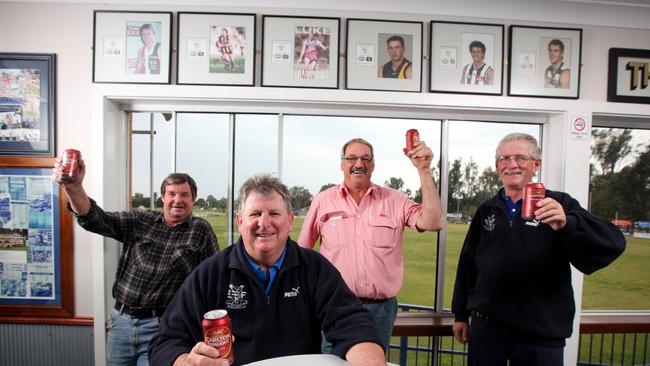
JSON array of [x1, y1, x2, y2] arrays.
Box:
[[177, 12, 256, 86], [346, 18, 423, 92], [0, 157, 73, 318], [430, 21, 504, 95], [93, 10, 173, 84], [261, 15, 340, 89], [607, 48, 650, 104], [0, 53, 56, 156], [508, 25, 582, 99]]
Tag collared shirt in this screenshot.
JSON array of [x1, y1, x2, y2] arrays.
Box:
[[298, 183, 423, 299], [499, 187, 522, 220], [73, 199, 218, 309], [243, 244, 287, 295]]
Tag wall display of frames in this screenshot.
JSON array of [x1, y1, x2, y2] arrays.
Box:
[[261, 15, 341, 89], [508, 25, 582, 99], [0, 53, 56, 156], [346, 19, 423, 92], [93, 10, 173, 84], [429, 21, 504, 95], [177, 12, 256, 86]]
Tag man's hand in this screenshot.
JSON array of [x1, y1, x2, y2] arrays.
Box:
[[452, 322, 468, 344], [535, 197, 567, 231], [405, 141, 433, 171], [52, 157, 86, 189], [173, 342, 230, 366], [345, 342, 386, 365]]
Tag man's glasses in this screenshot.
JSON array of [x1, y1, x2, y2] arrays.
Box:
[[496, 155, 534, 165], [342, 156, 373, 163]]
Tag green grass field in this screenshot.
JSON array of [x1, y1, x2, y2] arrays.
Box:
[[201, 213, 649, 310]]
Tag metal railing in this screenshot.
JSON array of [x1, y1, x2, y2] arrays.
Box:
[[388, 305, 650, 366]]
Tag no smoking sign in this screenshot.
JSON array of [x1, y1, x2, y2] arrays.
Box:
[[570, 116, 590, 140]]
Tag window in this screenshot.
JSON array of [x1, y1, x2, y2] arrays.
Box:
[[585, 126, 650, 310], [445, 121, 541, 308], [283, 115, 442, 307]]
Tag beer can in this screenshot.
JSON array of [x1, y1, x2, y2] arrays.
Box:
[[522, 182, 545, 220], [61, 149, 81, 183], [203, 309, 234, 364], [404, 129, 420, 154]]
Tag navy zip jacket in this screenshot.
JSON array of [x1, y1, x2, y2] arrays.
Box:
[[149, 238, 381, 366], [452, 189, 625, 342]]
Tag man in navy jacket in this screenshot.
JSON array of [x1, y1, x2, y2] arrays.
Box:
[[451, 133, 625, 366], [149, 174, 385, 366]]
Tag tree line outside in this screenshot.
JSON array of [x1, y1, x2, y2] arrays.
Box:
[[132, 127, 649, 228]]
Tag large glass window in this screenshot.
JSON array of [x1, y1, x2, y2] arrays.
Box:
[[283, 115, 442, 307], [445, 121, 541, 309], [585, 126, 650, 310], [130, 112, 230, 247]]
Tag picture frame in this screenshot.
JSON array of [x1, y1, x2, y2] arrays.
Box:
[[346, 19, 423, 92], [0, 53, 56, 157], [429, 21, 504, 95], [261, 15, 340, 89], [0, 157, 74, 318], [607, 48, 650, 104], [508, 25, 582, 99], [177, 12, 256, 86], [93, 10, 172, 84]]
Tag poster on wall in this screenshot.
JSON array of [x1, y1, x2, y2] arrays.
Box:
[[261, 15, 340, 89], [0, 158, 73, 317], [93, 10, 172, 84], [177, 12, 256, 86], [0, 53, 56, 156], [507, 25, 582, 99]]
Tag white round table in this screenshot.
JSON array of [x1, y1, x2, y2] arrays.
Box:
[[243, 354, 399, 366]]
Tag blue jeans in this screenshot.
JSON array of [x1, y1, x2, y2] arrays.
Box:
[[106, 308, 160, 366], [322, 297, 398, 353]]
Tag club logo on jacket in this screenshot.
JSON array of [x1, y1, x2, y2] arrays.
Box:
[[483, 214, 496, 231], [284, 286, 300, 298], [226, 284, 248, 309]]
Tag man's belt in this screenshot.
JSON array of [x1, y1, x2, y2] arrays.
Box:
[[115, 300, 165, 318]]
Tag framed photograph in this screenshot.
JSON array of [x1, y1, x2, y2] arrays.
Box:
[[346, 19, 423, 92], [0, 53, 55, 157], [261, 15, 340, 89], [93, 10, 172, 84], [508, 25, 582, 98], [177, 12, 256, 86], [0, 157, 73, 318], [607, 48, 650, 104], [430, 21, 503, 95]]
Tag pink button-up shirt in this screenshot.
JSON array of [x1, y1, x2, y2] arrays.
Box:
[[298, 183, 423, 299]]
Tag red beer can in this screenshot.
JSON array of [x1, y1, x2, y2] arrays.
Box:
[[61, 149, 81, 183], [203, 309, 234, 364], [522, 182, 545, 220], [404, 129, 420, 154]]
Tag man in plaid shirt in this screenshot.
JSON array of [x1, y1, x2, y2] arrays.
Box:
[[54, 157, 218, 366]]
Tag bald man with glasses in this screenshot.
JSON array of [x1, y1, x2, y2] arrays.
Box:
[[298, 137, 444, 353]]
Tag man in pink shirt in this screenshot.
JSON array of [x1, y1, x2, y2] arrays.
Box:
[[298, 137, 444, 352]]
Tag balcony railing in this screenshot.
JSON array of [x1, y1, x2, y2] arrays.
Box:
[[389, 305, 650, 366]]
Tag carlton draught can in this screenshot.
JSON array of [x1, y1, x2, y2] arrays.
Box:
[[60, 149, 81, 183], [403, 129, 420, 154], [522, 182, 545, 220], [203, 309, 234, 364]]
